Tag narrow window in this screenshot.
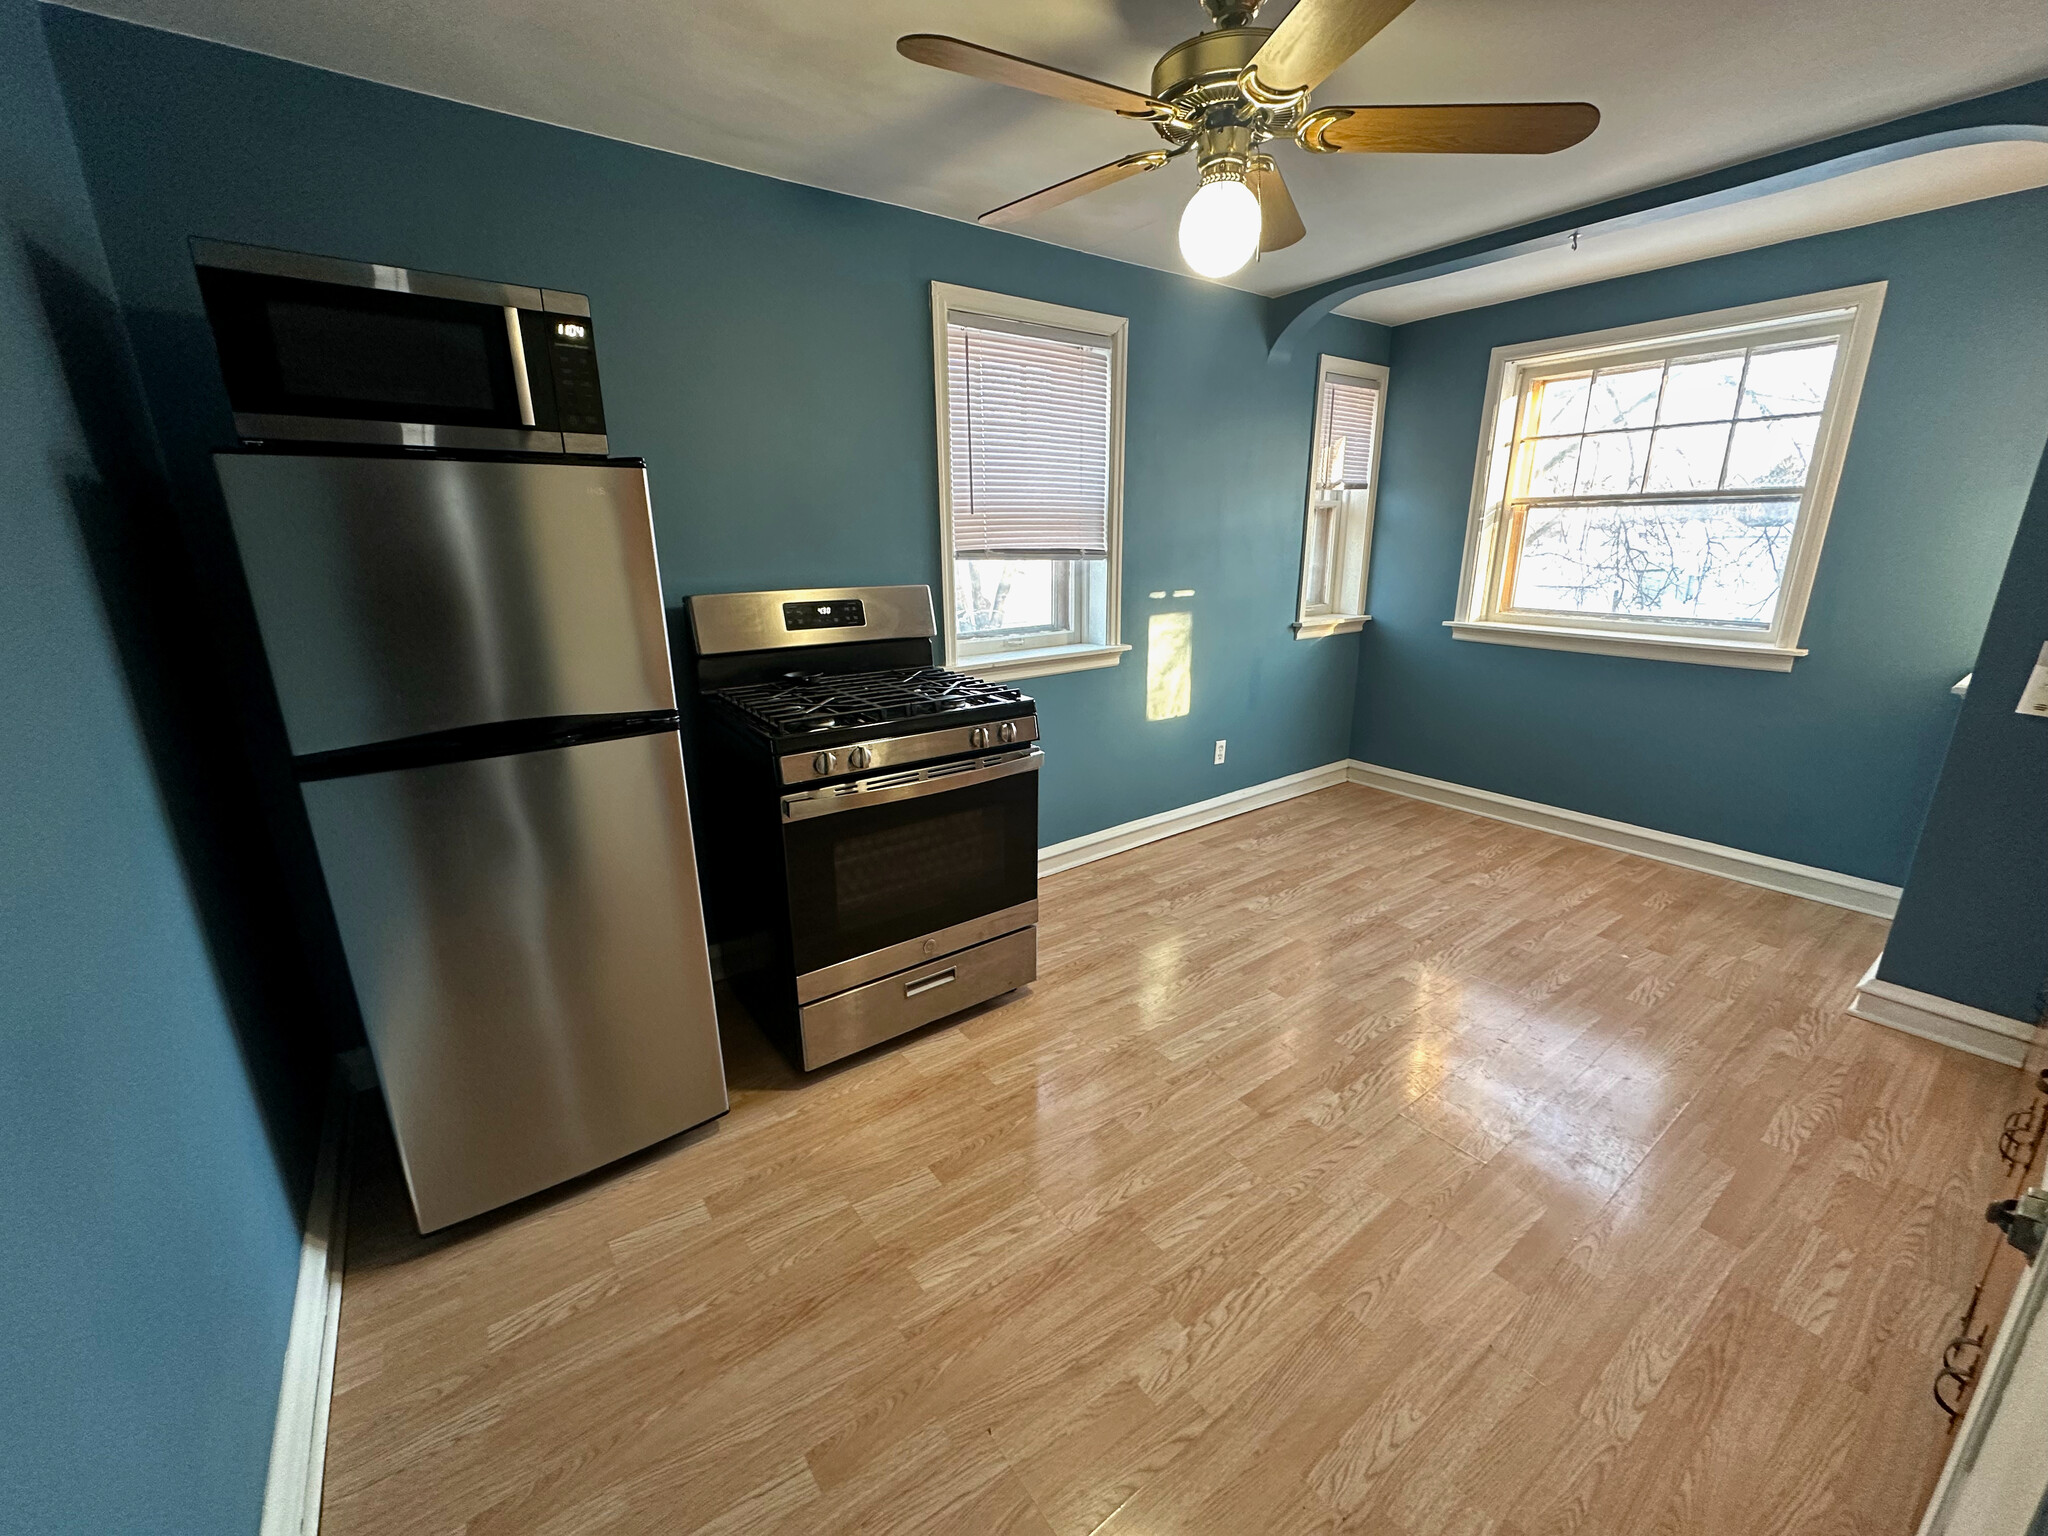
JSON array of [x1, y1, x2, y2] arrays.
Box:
[[1295, 356, 1388, 637]]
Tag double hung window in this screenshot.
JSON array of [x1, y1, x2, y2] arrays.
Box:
[[1296, 357, 1388, 637], [1452, 285, 1885, 669]]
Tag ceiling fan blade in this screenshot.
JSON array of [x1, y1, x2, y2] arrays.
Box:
[[1298, 102, 1600, 154], [1246, 158, 1306, 252], [1243, 0, 1418, 100], [897, 35, 1174, 121], [978, 151, 1172, 228]]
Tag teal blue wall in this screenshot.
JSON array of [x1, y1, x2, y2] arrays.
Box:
[[1, 1, 313, 1529], [1350, 191, 2048, 885], [1877, 442, 2048, 1020], [42, 7, 1388, 849], [9, 8, 2047, 1526]]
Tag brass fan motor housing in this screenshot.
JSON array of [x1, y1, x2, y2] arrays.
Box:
[[1149, 27, 1303, 156], [1150, 26, 1270, 99]]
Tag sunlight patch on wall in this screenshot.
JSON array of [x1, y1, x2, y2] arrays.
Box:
[[1147, 611, 1192, 721]]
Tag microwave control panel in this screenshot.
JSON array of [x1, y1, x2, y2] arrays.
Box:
[[543, 317, 606, 438]]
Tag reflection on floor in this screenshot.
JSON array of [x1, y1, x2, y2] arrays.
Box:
[[322, 783, 2010, 1535]]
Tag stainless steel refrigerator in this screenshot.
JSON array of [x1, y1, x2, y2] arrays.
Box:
[[216, 451, 728, 1232]]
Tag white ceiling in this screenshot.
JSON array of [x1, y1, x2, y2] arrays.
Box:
[[52, 0, 2048, 296], [1335, 136, 2048, 324]]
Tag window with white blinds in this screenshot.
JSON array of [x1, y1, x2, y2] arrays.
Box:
[[932, 284, 1127, 680], [1296, 356, 1389, 636], [1317, 377, 1380, 491], [947, 319, 1111, 558]]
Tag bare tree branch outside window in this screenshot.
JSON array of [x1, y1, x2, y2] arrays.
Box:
[[1502, 339, 1836, 629]]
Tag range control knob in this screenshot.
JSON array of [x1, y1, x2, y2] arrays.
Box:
[[997, 720, 1018, 744], [969, 726, 991, 750], [812, 751, 836, 777], [847, 745, 874, 771]]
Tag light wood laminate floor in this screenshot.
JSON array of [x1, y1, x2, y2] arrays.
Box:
[[323, 784, 2014, 1536]]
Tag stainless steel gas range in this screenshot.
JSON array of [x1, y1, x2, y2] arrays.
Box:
[[686, 585, 1040, 1070]]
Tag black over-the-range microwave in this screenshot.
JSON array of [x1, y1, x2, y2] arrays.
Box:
[[191, 239, 608, 455]]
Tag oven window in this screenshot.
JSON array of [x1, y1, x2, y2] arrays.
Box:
[[782, 768, 1038, 977], [833, 804, 1007, 931]]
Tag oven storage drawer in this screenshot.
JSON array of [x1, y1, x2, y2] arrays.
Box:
[[798, 926, 1036, 1070]]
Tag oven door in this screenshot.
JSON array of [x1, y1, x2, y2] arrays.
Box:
[[779, 749, 1040, 1000]]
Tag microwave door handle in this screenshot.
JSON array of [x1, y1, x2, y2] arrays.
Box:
[[503, 308, 537, 428], [781, 748, 1042, 821]]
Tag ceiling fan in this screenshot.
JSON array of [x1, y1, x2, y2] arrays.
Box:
[[898, 0, 1599, 279]]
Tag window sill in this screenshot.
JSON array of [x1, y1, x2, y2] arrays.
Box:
[[1446, 620, 1806, 672], [1293, 614, 1370, 640], [956, 642, 1130, 682]]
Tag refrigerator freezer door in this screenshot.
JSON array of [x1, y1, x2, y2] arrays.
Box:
[[216, 454, 675, 757], [300, 728, 726, 1231]]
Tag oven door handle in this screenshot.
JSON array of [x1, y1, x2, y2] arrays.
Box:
[[781, 747, 1042, 821]]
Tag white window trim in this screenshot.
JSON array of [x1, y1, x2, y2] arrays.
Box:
[[1292, 615, 1371, 639], [931, 281, 1127, 681], [1448, 282, 1887, 670], [1293, 355, 1388, 641]]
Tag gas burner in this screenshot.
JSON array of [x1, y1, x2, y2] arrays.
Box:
[[710, 666, 1030, 739]]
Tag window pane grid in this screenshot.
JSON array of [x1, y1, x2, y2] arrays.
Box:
[[1495, 334, 1841, 630], [1513, 361, 1833, 501], [1457, 289, 1883, 664]]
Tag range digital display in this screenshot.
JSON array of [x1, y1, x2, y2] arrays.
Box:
[[782, 600, 867, 632]]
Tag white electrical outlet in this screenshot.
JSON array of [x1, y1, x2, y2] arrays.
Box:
[[1214, 740, 1227, 765], [2017, 642, 2048, 718]]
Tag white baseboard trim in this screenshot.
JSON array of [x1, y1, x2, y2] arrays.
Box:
[[1849, 954, 2038, 1067], [1343, 760, 1902, 919], [1037, 758, 1905, 920], [1039, 761, 1354, 877], [260, 1051, 369, 1536]]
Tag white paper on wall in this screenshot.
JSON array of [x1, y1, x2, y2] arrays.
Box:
[[2015, 642, 2048, 718]]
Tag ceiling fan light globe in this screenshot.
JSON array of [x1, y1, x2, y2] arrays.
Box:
[[1178, 177, 1262, 279]]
